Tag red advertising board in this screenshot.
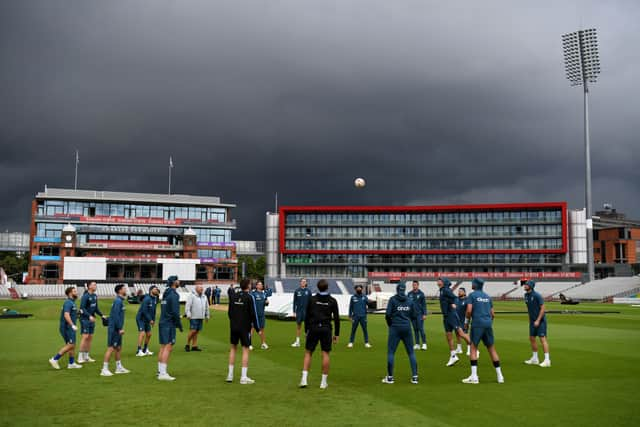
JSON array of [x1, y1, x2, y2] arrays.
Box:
[[367, 271, 582, 280]]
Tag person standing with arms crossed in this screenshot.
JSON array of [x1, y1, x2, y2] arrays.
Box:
[[347, 284, 371, 348], [49, 287, 83, 370], [185, 284, 210, 352], [78, 282, 106, 364], [157, 276, 183, 381], [522, 279, 551, 367], [299, 279, 340, 389], [291, 278, 311, 347], [226, 279, 259, 384], [408, 280, 427, 350]]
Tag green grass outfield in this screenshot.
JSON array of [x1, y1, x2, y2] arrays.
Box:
[[0, 299, 638, 427]]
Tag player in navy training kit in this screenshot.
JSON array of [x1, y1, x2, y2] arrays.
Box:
[[348, 284, 371, 348], [408, 281, 428, 350], [158, 276, 183, 381], [438, 277, 472, 367], [49, 287, 83, 370], [100, 284, 130, 376], [291, 278, 311, 347], [251, 281, 270, 350], [136, 285, 160, 357], [382, 282, 418, 385], [455, 287, 471, 355], [522, 279, 552, 367], [462, 278, 504, 384], [299, 279, 340, 389], [78, 281, 105, 363], [227, 279, 259, 384]]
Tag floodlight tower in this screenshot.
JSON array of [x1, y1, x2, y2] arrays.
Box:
[[562, 28, 600, 282]]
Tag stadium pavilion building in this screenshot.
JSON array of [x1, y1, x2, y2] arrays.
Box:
[[266, 202, 588, 281], [28, 187, 237, 285]]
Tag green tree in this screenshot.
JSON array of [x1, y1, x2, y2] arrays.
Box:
[[237, 255, 266, 281], [0, 251, 29, 283]]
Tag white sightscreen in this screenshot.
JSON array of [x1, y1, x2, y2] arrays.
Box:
[[158, 259, 200, 281], [63, 257, 107, 281]]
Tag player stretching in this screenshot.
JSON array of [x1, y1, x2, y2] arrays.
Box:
[[299, 279, 340, 389], [78, 282, 105, 363], [382, 282, 418, 385], [408, 281, 427, 350], [348, 284, 371, 348], [49, 287, 83, 370], [251, 281, 270, 350], [522, 280, 551, 367], [462, 278, 504, 384], [291, 278, 311, 347], [438, 277, 472, 367], [135, 285, 160, 357], [100, 284, 130, 376]]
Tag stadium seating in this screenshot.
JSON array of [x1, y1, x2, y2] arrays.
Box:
[[0, 285, 10, 298], [563, 276, 640, 301]]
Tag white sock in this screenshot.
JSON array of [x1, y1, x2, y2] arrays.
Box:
[[496, 367, 503, 377], [450, 350, 457, 357], [241, 367, 248, 378], [321, 374, 328, 385], [471, 366, 478, 377], [103, 362, 109, 371], [227, 365, 234, 377], [116, 360, 122, 369], [456, 344, 462, 351], [544, 352, 550, 362], [532, 352, 539, 361], [159, 363, 167, 375], [301, 370, 308, 382], [295, 337, 300, 344]]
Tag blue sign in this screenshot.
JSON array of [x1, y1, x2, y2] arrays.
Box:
[[34, 237, 61, 243], [31, 255, 61, 261]]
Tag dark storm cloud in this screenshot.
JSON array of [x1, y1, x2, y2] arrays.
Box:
[[1, 0, 639, 239]]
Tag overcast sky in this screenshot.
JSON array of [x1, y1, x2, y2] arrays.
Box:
[[1, 0, 638, 240]]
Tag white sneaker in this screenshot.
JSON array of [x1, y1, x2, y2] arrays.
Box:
[[225, 375, 233, 383], [158, 373, 176, 381], [347, 342, 353, 348], [115, 366, 130, 374], [136, 351, 145, 357], [455, 348, 463, 354], [413, 344, 419, 350], [319, 382, 328, 389], [68, 363, 83, 369], [144, 350, 154, 356], [240, 377, 255, 385], [299, 379, 308, 388], [85, 356, 96, 363], [381, 376, 394, 384], [76, 357, 85, 364], [462, 375, 479, 384], [249, 345, 254, 351], [446, 355, 459, 367], [49, 358, 60, 370], [261, 343, 269, 350], [497, 375, 505, 384], [411, 376, 419, 384], [100, 369, 113, 377], [421, 343, 427, 351], [539, 360, 551, 368], [524, 357, 539, 365], [364, 343, 372, 348], [291, 341, 300, 347]]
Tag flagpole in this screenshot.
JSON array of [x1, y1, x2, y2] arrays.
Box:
[[74, 150, 79, 190]]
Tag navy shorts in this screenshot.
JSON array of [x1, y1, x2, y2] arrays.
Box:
[[529, 320, 548, 337], [305, 327, 333, 353], [443, 313, 461, 333], [80, 319, 95, 335], [60, 326, 76, 345], [107, 328, 122, 348], [189, 319, 203, 331], [230, 328, 251, 347], [159, 325, 176, 345], [295, 311, 306, 325], [255, 315, 266, 330], [470, 327, 494, 347], [136, 317, 152, 332]]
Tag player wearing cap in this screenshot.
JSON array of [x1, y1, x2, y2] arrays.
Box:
[[227, 279, 259, 384], [462, 278, 504, 384], [157, 275, 183, 381], [299, 279, 340, 389], [77, 281, 106, 364], [135, 285, 160, 357], [382, 282, 418, 385], [49, 287, 83, 370], [437, 277, 473, 367], [291, 278, 311, 347], [100, 284, 130, 376], [250, 281, 270, 350], [408, 280, 427, 350], [522, 279, 551, 367], [347, 284, 371, 348]]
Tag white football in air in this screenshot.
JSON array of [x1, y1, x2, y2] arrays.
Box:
[[354, 178, 366, 188]]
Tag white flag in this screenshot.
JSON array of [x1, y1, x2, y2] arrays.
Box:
[[169, 156, 174, 168]]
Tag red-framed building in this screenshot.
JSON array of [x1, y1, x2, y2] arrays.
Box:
[[271, 202, 571, 279]]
